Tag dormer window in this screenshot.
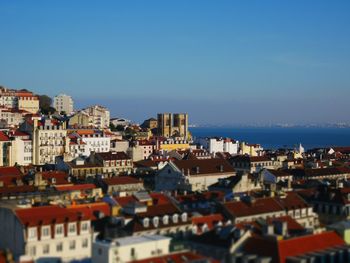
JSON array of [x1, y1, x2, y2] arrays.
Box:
[[143, 218, 150, 228], [28, 227, 37, 240], [162, 215, 169, 225], [68, 223, 76, 234], [172, 214, 179, 224], [181, 212, 188, 222], [81, 221, 89, 232], [41, 226, 50, 239], [152, 217, 159, 227]]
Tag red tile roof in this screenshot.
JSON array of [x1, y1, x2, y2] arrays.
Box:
[[16, 202, 110, 227], [130, 251, 218, 263], [137, 203, 181, 218], [0, 131, 10, 141], [224, 197, 284, 218], [16, 205, 89, 227], [0, 185, 36, 195], [66, 202, 111, 221], [40, 171, 70, 185], [0, 175, 23, 187], [0, 166, 23, 177], [276, 192, 310, 210], [103, 176, 141, 186], [192, 214, 224, 234], [243, 231, 345, 263], [54, 184, 96, 192]]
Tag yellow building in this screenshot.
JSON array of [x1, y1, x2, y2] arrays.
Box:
[[69, 111, 90, 128], [158, 139, 190, 151], [240, 142, 263, 156], [18, 96, 39, 114]]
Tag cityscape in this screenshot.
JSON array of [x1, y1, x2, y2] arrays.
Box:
[[1, 1, 350, 263]]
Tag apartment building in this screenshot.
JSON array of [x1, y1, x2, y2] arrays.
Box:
[[20, 117, 67, 165], [69, 105, 110, 129], [0, 205, 94, 262], [53, 94, 74, 114]]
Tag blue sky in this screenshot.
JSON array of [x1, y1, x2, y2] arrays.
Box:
[[0, 0, 349, 125]]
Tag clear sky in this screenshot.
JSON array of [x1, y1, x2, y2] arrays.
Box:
[[0, 0, 349, 125]]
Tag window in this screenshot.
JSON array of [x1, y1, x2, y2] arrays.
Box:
[[43, 244, 50, 254], [42, 226, 50, 237], [28, 228, 37, 239], [81, 222, 89, 232], [82, 238, 88, 248], [68, 223, 76, 234], [69, 240, 76, 250], [56, 225, 64, 236], [56, 242, 63, 252], [28, 246, 36, 256]]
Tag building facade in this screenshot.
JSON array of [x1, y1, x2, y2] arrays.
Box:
[[157, 113, 188, 139], [53, 94, 74, 114]]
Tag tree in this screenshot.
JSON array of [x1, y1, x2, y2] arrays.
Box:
[[38, 95, 56, 115]]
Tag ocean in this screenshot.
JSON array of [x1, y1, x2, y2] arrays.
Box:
[[189, 127, 350, 150]]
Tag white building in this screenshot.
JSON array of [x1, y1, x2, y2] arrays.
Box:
[[92, 235, 171, 263], [0, 108, 29, 128], [8, 130, 33, 166], [53, 94, 74, 115], [20, 117, 67, 165], [82, 105, 110, 129], [69, 105, 110, 129], [110, 117, 130, 127], [0, 87, 39, 114], [155, 159, 236, 192], [197, 137, 239, 155], [0, 205, 93, 263]]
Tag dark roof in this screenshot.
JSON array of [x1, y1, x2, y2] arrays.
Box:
[[288, 167, 350, 178], [266, 169, 293, 177], [173, 159, 234, 176], [96, 151, 130, 161], [230, 155, 271, 163]]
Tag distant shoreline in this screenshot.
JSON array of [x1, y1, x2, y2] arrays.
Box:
[[190, 126, 350, 150], [189, 125, 350, 129]]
